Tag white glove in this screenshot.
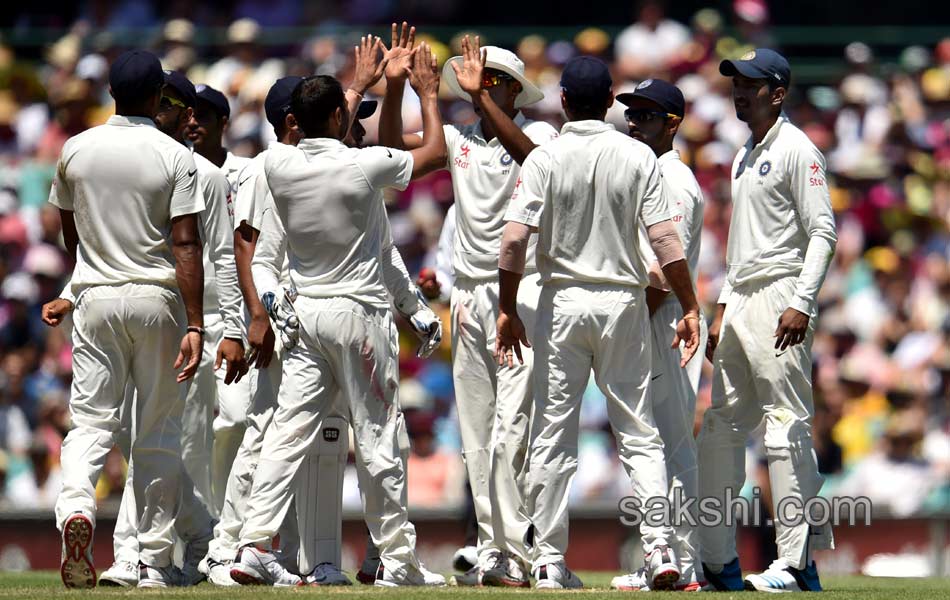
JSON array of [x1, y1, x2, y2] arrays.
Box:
[[262, 286, 300, 351], [402, 289, 442, 358]]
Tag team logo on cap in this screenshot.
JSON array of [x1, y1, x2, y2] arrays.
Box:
[[759, 160, 772, 176], [741, 50, 756, 60], [196, 84, 207, 92], [636, 79, 653, 90], [500, 153, 513, 166]]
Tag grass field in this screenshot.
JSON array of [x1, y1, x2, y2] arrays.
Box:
[[0, 571, 946, 599]]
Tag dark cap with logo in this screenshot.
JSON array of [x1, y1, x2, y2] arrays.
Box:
[[719, 48, 791, 87], [616, 78, 685, 118], [265, 76, 304, 129], [560, 56, 613, 108], [109, 50, 164, 104], [356, 99, 378, 120], [195, 84, 230, 119], [163, 69, 197, 108]]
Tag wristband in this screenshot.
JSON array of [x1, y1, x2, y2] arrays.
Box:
[[187, 326, 206, 336]]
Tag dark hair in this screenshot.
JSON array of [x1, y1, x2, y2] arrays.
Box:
[[291, 76, 345, 138], [563, 92, 611, 121]]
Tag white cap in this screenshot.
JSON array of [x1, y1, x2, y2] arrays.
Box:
[[442, 46, 544, 109]]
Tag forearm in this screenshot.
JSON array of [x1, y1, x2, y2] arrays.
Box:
[[660, 259, 699, 316], [59, 209, 78, 261], [410, 95, 447, 178], [234, 228, 265, 319], [344, 88, 364, 137], [382, 243, 421, 315], [379, 81, 407, 149], [790, 235, 836, 317], [472, 91, 536, 165], [174, 242, 204, 327], [498, 269, 523, 315]]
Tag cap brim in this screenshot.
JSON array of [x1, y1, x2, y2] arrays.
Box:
[[442, 57, 545, 109], [356, 100, 378, 120], [719, 59, 770, 80]]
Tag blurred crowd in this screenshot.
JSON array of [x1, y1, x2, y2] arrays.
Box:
[[1, 0, 948, 519]]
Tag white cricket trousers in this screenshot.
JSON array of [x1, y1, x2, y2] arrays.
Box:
[[55, 283, 186, 568], [698, 276, 834, 571], [649, 300, 708, 582], [238, 296, 422, 580], [451, 274, 540, 565], [527, 282, 674, 568], [111, 382, 215, 565], [180, 311, 254, 517]]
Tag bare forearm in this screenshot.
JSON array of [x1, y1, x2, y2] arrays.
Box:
[[473, 91, 536, 165], [498, 268, 523, 315], [411, 95, 447, 178], [660, 259, 699, 315], [379, 81, 407, 149], [59, 209, 78, 261], [174, 242, 204, 327]]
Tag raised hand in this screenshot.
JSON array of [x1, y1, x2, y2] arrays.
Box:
[[408, 42, 440, 99], [384, 21, 416, 84], [451, 35, 487, 97], [351, 34, 387, 95]]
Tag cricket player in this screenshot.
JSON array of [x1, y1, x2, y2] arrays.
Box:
[[495, 56, 702, 590], [42, 50, 205, 589], [230, 47, 446, 587], [88, 69, 247, 588], [186, 82, 255, 514], [698, 49, 836, 593], [611, 79, 707, 592], [379, 26, 557, 587]]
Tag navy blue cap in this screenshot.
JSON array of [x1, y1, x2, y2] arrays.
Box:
[[719, 48, 791, 87], [559, 56, 612, 108], [265, 76, 304, 129], [356, 100, 377, 120], [616, 78, 685, 118], [109, 50, 164, 103], [195, 84, 230, 119], [163, 69, 197, 108]]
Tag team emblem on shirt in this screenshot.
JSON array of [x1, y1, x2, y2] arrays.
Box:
[[500, 153, 513, 166], [758, 160, 772, 176]]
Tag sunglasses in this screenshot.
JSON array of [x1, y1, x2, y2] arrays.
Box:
[[624, 108, 677, 124], [159, 95, 186, 110], [481, 71, 514, 88]]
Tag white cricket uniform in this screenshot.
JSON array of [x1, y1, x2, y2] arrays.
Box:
[[49, 115, 204, 568], [438, 114, 558, 565], [237, 138, 426, 581], [637, 149, 707, 583], [698, 113, 837, 571], [504, 119, 676, 568]]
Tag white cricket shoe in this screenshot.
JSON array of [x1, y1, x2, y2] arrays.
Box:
[[645, 544, 681, 590], [229, 545, 302, 587], [744, 559, 823, 592], [181, 530, 212, 585], [60, 512, 96, 589], [533, 561, 583, 589], [99, 560, 138, 587], [611, 568, 651, 591], [482, 553, 530, 588], [374, 562, 446, 587], [201, 556, 238, 587], [453, 545, 478, 572], [138, 563, 184, 588], [305, 562, 352, 586]]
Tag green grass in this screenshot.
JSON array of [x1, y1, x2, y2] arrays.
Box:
[[0, 572, 946, 599]]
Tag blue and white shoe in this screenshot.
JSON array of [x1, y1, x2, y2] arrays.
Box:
[[701, 557, 744, 591], [744, 559, 822, 593]]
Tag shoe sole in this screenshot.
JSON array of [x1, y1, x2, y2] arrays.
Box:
[[61, 514, 96, 589], [98, 575, 135, 587], [481, 572, 529, 588], [356, 570, 375, 585], [745, 579, 794, 593], [137, 580, 169, 588], [230, 567, 267, 586], [651, 568, 681, 591]]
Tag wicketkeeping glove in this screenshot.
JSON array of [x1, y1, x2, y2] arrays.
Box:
[[262, 285, 300, 351], [403, 288, 443, 358]]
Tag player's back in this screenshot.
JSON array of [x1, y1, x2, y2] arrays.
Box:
[[51, 115, 202, 289], [528, 120, 666, 288], [264, 138, 413, 308]]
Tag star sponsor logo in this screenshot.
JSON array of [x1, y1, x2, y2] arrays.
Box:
[[460, 143, 471, 158], [454, 143, 471, 169], [809, 161, 825, 186]]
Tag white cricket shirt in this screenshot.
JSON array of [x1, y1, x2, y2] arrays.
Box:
[[48, 115, 204, 291], [504, 120, 670, 288], [718, 113, 837, 316], [440, 113, 558, 281], [263, 138, 413, 308]]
